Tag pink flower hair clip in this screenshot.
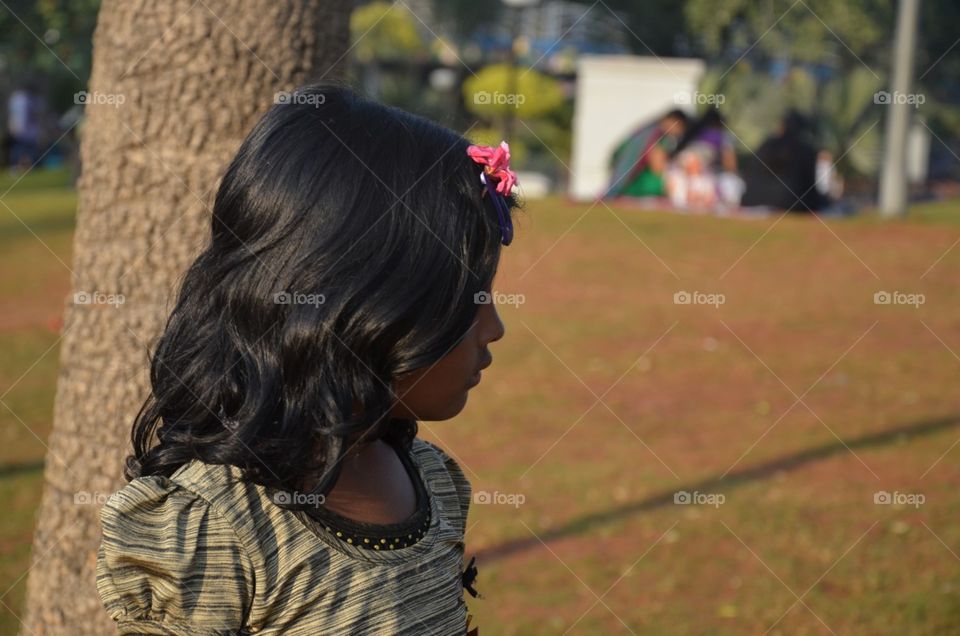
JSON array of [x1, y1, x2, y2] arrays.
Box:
[[467, 141, 517, 245]]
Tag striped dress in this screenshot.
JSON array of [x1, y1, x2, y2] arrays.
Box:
[[97, 438, 475, 635]]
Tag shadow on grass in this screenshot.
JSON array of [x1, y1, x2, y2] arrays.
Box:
[[0, 460, 44, 479], [477, 413, 960, 563]]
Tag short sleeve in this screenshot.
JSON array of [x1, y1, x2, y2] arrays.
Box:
[[96, 476, 254, 635], [422, 440, 472, 533]]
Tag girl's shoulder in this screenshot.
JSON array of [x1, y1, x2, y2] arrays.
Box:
[[97, 463, 254, 550], [99, 440, 472, 557], [97, 443, 474, 633], [410, 437, 473, 533], [96, 467, 257, 634], [100, 460, 268, 542], [100, 440, 470, 544]]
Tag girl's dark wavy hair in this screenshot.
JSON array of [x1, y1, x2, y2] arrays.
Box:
[[127, 83, 517, 503]]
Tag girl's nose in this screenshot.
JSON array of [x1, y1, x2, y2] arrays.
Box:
[[484, 304, 505, 344]]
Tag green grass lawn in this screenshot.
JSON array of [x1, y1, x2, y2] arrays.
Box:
[[0, 168, 74, 634], [1, 168, 959, 634]]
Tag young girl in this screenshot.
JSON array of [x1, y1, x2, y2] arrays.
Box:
[[96, 83, 519, 635]]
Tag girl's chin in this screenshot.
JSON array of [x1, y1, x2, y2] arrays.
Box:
[[466, 370, 481, 388], [413, 393, 470, 422], [441, 392, 470, 420]]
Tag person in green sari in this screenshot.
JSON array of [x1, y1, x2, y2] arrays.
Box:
[[605, 109, 688, 199]]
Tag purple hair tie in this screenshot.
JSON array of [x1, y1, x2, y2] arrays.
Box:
[[467, 141, 517, 246]]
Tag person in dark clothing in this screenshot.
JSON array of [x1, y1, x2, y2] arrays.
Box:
[[741, 111, 828, 212]]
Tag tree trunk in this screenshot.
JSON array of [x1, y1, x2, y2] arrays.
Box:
[[21, 1, 349, 633]]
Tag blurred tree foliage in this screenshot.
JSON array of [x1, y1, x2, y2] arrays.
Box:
[[462, 64, 565, 120], [587, 0, 691, 57], [462, 64, 569, 177], [350, 1, 424, 63], [349, 2, 430, 119], [686, 0, 893, 67], [429, 0, 506, 42], [684, 0, 892, 176], [7, 0, 954, 179], [684, 0, 960, 177], [0, 0, 100, 107], [914, 0, 960, 148]]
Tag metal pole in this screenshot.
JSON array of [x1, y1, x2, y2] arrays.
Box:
[[879, 0, 921, 218]]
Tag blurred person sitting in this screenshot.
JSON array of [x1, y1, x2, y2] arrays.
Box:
[[667, 147, 715, 210], [674, 106, 738, 174], [667, 108, 744, 211], [605, 109, 688, 199], [741, 110, 829, 212]]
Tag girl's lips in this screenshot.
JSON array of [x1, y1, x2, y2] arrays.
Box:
[[467, 355, 492, 388]]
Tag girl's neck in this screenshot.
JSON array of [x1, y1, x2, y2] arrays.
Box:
[[320, 438, 419, 525]]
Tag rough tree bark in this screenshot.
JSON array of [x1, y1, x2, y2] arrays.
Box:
[[21, 1, 350, 633]]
